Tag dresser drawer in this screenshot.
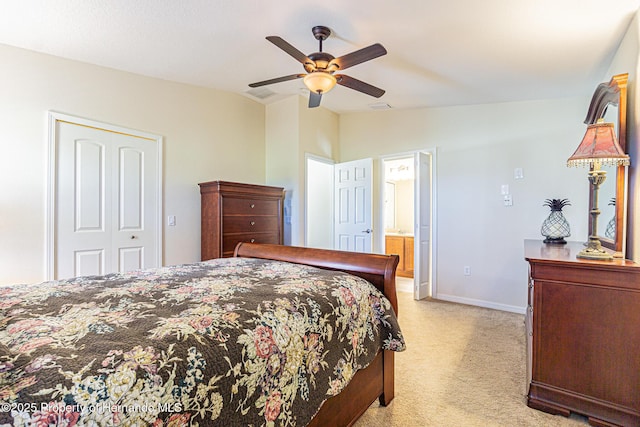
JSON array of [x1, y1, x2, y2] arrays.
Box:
[[222, 215, 280, 233], [223, 197, 279, 216], [222, 232, 281, 255]]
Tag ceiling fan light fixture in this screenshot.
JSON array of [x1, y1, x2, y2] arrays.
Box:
[[303, 72, 336, 94]]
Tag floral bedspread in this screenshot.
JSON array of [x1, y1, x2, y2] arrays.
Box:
[[0, 257, 405, 426]]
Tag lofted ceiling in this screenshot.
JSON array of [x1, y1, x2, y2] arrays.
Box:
[[0, 0, 638, 114]]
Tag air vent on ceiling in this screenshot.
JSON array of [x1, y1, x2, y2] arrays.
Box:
[[369, 102, 392, 110], [246, 87, 277, 100]]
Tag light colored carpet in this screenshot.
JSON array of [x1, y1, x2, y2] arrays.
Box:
[[355, 291, 589, 427]]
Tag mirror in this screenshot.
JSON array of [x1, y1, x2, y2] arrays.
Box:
[[384, 181, 396, 230], [584, 73, 628, 255], [597, 105, 618, 242]]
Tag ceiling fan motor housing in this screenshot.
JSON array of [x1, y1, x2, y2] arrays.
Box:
[[305, 52, 336, 73]]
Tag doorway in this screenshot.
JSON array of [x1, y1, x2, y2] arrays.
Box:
[[305, 154, 334, 249], [305, 152, 435, 300], [305, 155, 374, 252], [381, 151, 435, 300]]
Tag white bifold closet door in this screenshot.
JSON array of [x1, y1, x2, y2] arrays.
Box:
[[53, 119, 160, 279]]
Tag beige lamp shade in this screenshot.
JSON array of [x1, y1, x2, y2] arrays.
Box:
[[303, 71, 337, 94]]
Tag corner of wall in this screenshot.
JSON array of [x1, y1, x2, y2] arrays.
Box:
[[606, 9, 640, 261]]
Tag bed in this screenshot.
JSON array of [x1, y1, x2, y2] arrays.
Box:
[[0, 243, 404, 426]]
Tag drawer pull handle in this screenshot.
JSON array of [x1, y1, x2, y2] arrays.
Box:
[[250, 238, 256, 243], [250, 221, 256, 226], [250, 204, 255, 208]]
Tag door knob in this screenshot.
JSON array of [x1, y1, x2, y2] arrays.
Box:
[[362, 229, 373, 234], [131, 235, 138, 239]]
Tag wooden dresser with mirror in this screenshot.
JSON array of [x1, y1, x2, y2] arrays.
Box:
[[524, 73, 638, 426]]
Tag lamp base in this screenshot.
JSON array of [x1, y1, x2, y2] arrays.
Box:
[[576, 238, 613, 261]]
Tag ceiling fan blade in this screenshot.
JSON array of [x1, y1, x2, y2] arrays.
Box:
[[336, 74, 385, 98], [330, 43, 387, 71], [249, 74, 305, 88], [309, 91, 322, 108], [266, 36, 313, 65]]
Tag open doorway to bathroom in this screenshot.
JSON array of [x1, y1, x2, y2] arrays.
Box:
[[381, 151, 434, 300]]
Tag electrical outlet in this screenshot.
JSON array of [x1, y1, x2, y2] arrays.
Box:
[[464, 266, 471, 276], [504, 194, 513, 206]]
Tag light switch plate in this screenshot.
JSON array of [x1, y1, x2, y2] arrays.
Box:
[[514, 168, 524, 179]]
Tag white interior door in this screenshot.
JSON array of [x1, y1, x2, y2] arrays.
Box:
[[414, 151, 431, 299], [334, 158, 373, 252], [50, 114, 162, 279]]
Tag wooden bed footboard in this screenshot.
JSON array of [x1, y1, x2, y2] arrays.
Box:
[[234, 243, 400, 426]]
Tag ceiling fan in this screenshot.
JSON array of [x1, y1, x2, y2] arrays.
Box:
[[249, 26, 387, 108]]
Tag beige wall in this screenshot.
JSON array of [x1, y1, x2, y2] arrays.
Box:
[[265, 96, 339, 246], [265, 96, 299, 245], [339, 98, 590, 311], [0, 44, 265, 285], [387, 179, 414, 233]]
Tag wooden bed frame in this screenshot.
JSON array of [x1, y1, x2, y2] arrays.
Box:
[[234, 242, 400, 427]]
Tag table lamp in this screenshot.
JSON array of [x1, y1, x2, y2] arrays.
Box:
[[567, 119, 629, 260]]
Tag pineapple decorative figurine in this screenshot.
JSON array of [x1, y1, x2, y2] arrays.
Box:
[[605, 197, 616, 239], [541, 198, 571, 244]]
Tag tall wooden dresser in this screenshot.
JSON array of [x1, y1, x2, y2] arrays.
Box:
[[199, 181, 284, 260], [524, 240, 640, 426]]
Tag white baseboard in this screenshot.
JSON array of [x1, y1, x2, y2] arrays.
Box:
[[395, 277, 414, 293], [434, 293, 526, 315]]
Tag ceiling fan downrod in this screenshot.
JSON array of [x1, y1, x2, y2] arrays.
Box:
[[312, 26, 331, 52]]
